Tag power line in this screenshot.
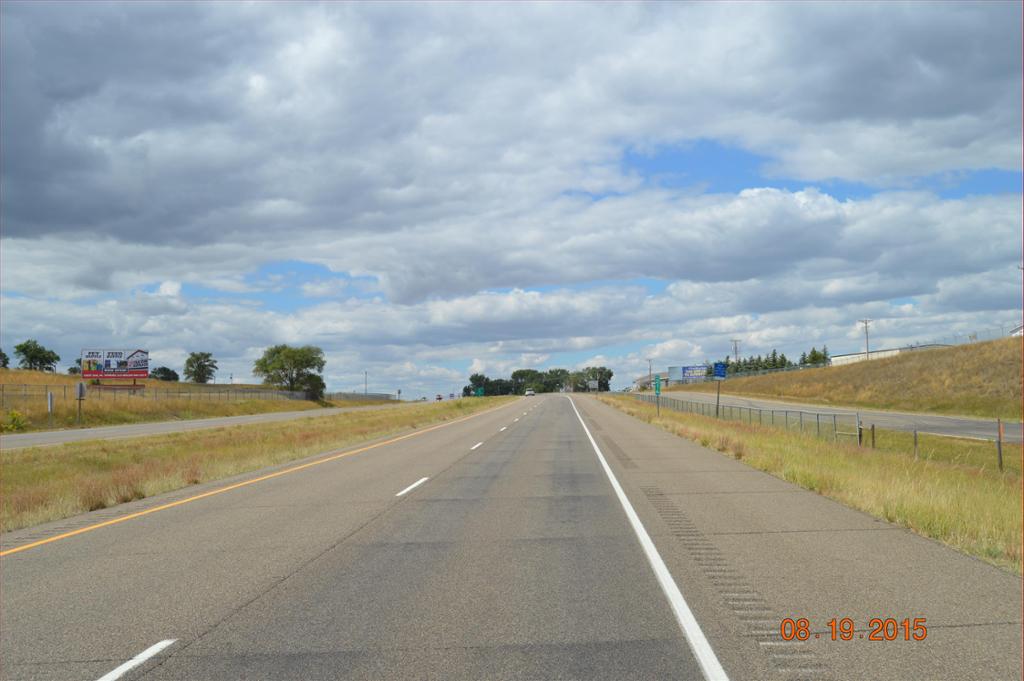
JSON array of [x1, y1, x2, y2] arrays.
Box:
[[858, 319, 872, 359]]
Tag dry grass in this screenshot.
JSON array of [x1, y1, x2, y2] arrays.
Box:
[[2, 395, 328, 432], [667, 337, 1023, 421], [0, 369, 266, 390], [0, 368, 394, 431], [1, 396, 516, 532], [599, 394, 1022, 573]]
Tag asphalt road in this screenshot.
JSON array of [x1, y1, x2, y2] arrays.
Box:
[[659, 390, 1022, 442], [1, 396, 1019, 680], [0, 402, 412, 450]]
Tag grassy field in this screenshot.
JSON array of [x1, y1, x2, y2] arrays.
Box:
[[0, 368, 391, 432], [0, 368, 268, 389], [1, 396, 516, 533], [666, 337, 1022, 421], [599, 395, 1022, 573]]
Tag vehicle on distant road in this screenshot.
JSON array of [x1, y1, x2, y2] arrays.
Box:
[[435, 394, 443, 401], [525, 389, 535, 396]]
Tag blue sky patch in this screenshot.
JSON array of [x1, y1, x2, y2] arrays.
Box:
[[620, 139, 1021, 201]]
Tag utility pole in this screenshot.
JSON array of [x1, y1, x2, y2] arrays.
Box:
[[364, 371, 368, 395], [730, 339, 741, 363], [859, 319, 872, 359]]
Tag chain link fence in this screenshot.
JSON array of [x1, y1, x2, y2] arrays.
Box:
[[636, 393, 862, 443]]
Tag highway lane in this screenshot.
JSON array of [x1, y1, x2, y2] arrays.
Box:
[[657, 390, 1022, 442], [0, 401, 412, 451], [1, 395, 1019, 680]]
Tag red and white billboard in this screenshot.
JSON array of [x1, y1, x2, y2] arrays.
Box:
[[81, 349, 149, 379]]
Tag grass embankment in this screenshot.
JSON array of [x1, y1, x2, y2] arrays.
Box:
[[1, 396, 516, 533], [667, 337, 1023, 421], [0, 368, 391, 431], [599, 395, 1022, 573]]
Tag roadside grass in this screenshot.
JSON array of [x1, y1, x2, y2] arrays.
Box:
[[599, 395, 1022, 573], [1, 396, 516, 533], [871, 428, 1021, 476], [666, 337, 1023, 421], [2, 396, 325, 432], [0, 368, 394, 432]]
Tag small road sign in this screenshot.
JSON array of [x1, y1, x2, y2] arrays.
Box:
[[654, 375, 661, 395], [713, 362, 727, 380]]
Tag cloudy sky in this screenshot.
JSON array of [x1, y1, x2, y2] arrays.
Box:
[[2, 2, 1021, 396]]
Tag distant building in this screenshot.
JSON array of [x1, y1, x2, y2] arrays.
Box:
[[633, 371, 670, 391], [829, 343, 949, 367], [1012, 323, 1023, 337]]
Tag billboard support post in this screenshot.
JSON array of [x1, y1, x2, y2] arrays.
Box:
[[76, 382, 86, 425]]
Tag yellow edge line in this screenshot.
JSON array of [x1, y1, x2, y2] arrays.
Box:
[[0, 399, 517, 558]]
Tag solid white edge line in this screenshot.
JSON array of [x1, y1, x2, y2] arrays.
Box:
[[95, 639, 177, 681], [565, 396, 729, 681], [500, 426, 507, 431], [471, 441, 483, 450], [395, 477, 430, 497]]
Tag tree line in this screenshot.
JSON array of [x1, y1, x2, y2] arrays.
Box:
[[463, 366, 613, 396], [1, 340, 328, 400], [706, 346, 830, 376]]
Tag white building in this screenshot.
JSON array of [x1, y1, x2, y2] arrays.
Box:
[[829, 343, 949, 367]]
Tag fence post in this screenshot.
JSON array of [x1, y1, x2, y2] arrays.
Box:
[[913, 429, 918, 460], [816, 413, 820, 437], [871, 424, 875, 448], [799, 411, 804, 432], [832, 414, 838, 442], [856, 413, 862, 446], [997, 419, 1004, 472], [784, 410, 789, 429]]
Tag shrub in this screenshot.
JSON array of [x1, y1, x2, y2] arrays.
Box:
[[2, 410, 29, 432]]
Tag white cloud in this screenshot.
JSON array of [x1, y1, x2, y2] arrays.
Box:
[[1, 2, 1021, 395]]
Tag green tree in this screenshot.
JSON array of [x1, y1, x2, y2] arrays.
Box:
[[464, 373, 488, 396], [14, 340, 60, 372], [542, 368, 570, 393], [252, 345, 326, 398], [0, 348, 8, 369], [183, 352, 217, 384], [511, 369, 543, 394], [151, 366, 180, 381]]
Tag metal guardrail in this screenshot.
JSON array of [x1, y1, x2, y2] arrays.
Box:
[[323, 392, 397, 401], [636, 393, 862, 443]]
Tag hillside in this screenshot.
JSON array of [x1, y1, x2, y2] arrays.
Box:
[[667, 337, 1022, 421]]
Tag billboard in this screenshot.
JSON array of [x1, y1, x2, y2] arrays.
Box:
[[681, 365, 708, 379], [81, 349, 149, 379]]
